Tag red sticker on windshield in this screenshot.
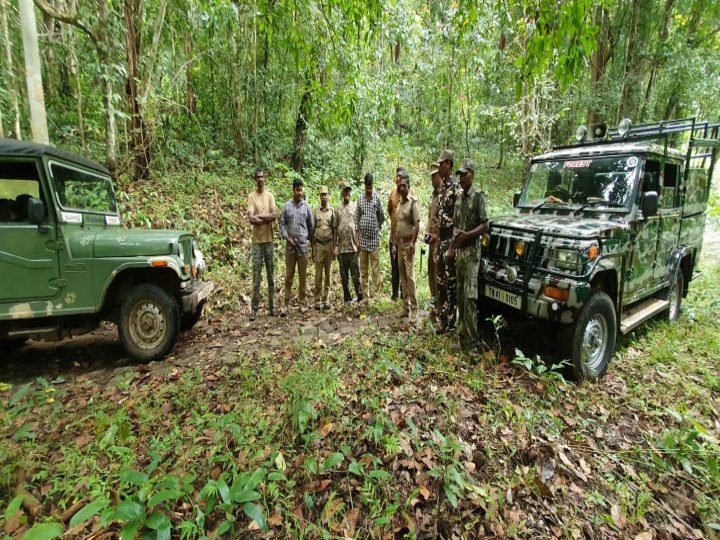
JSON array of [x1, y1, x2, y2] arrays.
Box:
[[563, 160, 592, 168]]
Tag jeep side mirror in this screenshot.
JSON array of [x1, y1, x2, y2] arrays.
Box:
[[27, 197, 45, 225], [513, 191, 521, 207], [641, 191, 658, 218]]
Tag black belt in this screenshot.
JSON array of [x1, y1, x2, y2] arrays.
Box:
[[315, 238, 332, 245]]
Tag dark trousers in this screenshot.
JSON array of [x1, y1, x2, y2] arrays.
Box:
[[338, 252, 363, 302], [389, 241, 400, 299]]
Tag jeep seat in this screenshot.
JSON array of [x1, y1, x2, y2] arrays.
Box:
[[14, 194, 31, 221]]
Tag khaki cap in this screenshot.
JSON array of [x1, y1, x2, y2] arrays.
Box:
[[436, 149, 455, 163], [319, 185, 329, 194]]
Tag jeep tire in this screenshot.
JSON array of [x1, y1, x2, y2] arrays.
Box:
[[119, 284, 180, 362], [181, 300, 205, 331], [559, 292, 616, 381]]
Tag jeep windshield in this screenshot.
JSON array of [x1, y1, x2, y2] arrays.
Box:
[[49, 161, 119, 215], [519, 155, 639, 211]]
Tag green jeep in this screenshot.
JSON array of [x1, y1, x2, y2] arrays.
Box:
[[0, 139, 213, 362], [479, 118, 718, 380]]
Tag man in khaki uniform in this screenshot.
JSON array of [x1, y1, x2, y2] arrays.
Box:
[[312, 185, 336, 310], [392, 171, 420, 322], [334, 183, 363, 304]]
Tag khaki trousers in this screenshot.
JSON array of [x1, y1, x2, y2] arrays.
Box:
[[313, 242, 333, 303], [398, 239, 417, 310], [359, 249, 381, 300], [284, 251, 308, 305], [428, 244, 438, 299]]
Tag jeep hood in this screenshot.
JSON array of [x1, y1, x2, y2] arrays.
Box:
[[80, 229, 193, 258], [490, 213, 627, 239]]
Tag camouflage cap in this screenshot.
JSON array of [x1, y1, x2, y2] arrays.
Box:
[[319, 185, 329, 194], [341, 182, 352, 191], [429, 162, 440, 175], [437, 149, 455, 163], [456, 158, 475, 174]]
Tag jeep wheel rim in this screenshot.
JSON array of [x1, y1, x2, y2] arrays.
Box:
[[582, 314, 608, 372], [129, 301, 166, 350]]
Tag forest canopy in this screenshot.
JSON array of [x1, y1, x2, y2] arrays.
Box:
[[1, 0, 719, 181]]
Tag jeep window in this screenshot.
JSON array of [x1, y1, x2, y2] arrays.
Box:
[[49, 162, 118, 214], [661, 162, 679, 209], [0, 162, 42, 223], [522, 156, 639, 209]]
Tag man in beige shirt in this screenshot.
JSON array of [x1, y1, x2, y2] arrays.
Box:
[[312, 185, 336, 310], [392, 171, 420, 322], [247, 168, 277, 320]]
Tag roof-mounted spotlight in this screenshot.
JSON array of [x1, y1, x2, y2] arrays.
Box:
[[575, 125, 588, 142], [618, 118, 633, 138]]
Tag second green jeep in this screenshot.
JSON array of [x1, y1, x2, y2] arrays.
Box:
[[0, 139, 213, 362], [479, 118, 718, 380]]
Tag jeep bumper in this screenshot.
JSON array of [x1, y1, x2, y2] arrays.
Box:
[[181, 280, 214, 313]]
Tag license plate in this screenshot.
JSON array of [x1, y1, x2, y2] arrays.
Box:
[[485, 284, 520, 308]]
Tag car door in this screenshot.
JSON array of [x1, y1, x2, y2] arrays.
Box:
[[0, 172, 61, 303]]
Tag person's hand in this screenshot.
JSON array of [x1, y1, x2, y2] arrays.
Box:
[[287, 238, 297, 249], [333, 246, 339, 258], [391, 244, 397, 258]]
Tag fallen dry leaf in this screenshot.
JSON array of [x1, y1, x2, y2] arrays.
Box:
[[611, 503, 626, 529]]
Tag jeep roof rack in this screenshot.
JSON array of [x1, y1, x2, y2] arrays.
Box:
[[606, 117, 719, 144]]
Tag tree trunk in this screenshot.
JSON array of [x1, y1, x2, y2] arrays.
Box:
[[124, 0, 151, 181], [291, 70, 313, 172], [1, 0, 22, 138], [19, 0, 49, 144]]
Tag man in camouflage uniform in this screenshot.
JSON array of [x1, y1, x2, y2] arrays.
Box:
[[425, 163, 442, 317], [451, 158, 489, 355], [334, 183, 363, 304], [434, 149, 459, 334], [312, 185, 336, 310]]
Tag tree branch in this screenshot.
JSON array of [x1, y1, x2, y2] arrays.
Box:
[[32, 0, 97, 43]]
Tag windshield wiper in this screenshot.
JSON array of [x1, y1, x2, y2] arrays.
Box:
[[530, 196, 571, 213], [573, 197, 625, 215]]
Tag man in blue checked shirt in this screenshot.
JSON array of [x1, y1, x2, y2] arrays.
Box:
[[280, 178, 315, 315], [355, 173, 385, 304]]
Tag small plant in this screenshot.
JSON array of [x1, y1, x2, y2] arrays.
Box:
[[512, 348, 568, 381]]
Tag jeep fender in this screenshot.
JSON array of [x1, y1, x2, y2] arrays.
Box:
[[97, 263, 182, 315]]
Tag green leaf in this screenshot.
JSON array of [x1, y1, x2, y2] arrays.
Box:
[[147, 489, 183, 508], [119, 470, 149, 485], [112, 500, 145, 523], [69, 499, 110, 527], [217, 479, 231, 505], [368, 470, 391, 479], [320, 452, 345, 472], [21, 522, 63, 540], [242, 502, 267, 533], [348, 461, 363, 476], [245, 467, 266, 491], [10, 383, 32, 406], [4, 495, 24, 521], [146, 511, 171, 531], [216, 520, 232, 537], [231, 489, 261, 504], [119, 520, 140, 540]]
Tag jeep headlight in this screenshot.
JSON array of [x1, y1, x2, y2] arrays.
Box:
[[192, 241, 206, 279], [556, 250, 580, 271]]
